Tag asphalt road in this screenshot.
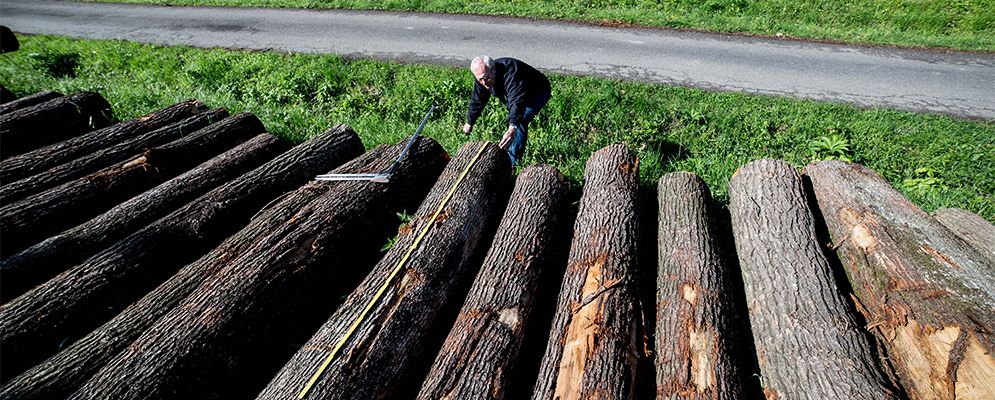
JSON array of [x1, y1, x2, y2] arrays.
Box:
[[4, 0, 994, 120]]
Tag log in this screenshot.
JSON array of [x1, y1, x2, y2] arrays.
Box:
[[0, 100, 213, 200], [805, 160, 995, 400], [256, 141, 512, 400], [71, 138, 449, 400], [0, 132, 287, 303], [933, 208, 995, 267], [0, 85, 15, 103], [0, 91, 63, 115], [0, 126, 363, 381], [728, 159, 899, 399], [417, 164, 570, 400], [0, 26, 17, 53], [655, 172, 749, 399], [0, 112, 265, 260], [532, 144, 642, 400], [0, 92, 112, 159]]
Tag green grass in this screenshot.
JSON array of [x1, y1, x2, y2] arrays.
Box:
[[89, 0, 995, 51], [2, 35, 993, 221]]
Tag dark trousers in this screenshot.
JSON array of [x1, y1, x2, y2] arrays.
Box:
[[507, 89, 551, 165]]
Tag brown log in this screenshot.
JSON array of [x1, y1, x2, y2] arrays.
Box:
[[655, 171, 750, 399], [71, 138, 449, 400], [0, 92, 111, 159], [0, 27, 17, 53], [0, 126, 363, 381], [728, 159, 899, 399], [933, 208, 995, 267], [0, 91, 63, 115], [417, 164, 570, 400], [0, 85, 15, 103], [0, 112, 264, 260], [0, 101, 213, 200], [805, 160, 995, 400], [0, 131, 287, 302], [532, 144, 642, 400], [256, 141, 512, 400]]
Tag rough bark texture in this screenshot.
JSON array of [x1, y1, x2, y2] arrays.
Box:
[[532, 144, 642, 400], [71, 138, 449, 400], [933, 207, 995, 267], [417, 164, 570, 400], [0, 132, 286, 303], [728, 159, 898, 399], [0, 91, 63, 115], [805, 160, 995, 400], [0, 27, 17, 53], [0, 101, 213, 201], [0, 92, 111, 159], [655, 172, 748, 400], [257, 141, 512, 400], [0, 126, 363, 381]]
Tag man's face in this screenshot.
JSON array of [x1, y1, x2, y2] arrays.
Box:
[[473, 64, 494, 89]]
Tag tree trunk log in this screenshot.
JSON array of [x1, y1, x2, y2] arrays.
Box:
[[728, 159, 899, 399], [0, 92, 111, 159], [805, 160, 995, 400], [655, 171, 750, 399], [70, 137, 449, 400], [256, 141, 512, 400], [0, 85, 15, 103], [532, 144, 642, 400], [0, 101, 213, 200], [0, 27, 17, 53], [0, 91, 63, 115], [933, 208, 995, 267], [0, 125, 363, 381], [0, 131, 287, 302], [0, 112, 265, 259], [417, 164, 570, 400]]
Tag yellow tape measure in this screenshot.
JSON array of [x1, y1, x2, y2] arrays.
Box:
[[298, 143, 489, 399]]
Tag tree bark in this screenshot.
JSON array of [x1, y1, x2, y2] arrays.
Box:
[[0, 26, 17, 53], [933, 208, 995, 267], [0, 85, 15, 103], [417, 164, 570, 400], [655, 171, 749, 399], [0, 92, 112, 159], [0, 91, 63, 115], [0, 112, 265, 260], [256, 141, 512, 400], [532, 144, 642, 400], [70, 137, 449, 400], [728, 159, 898, 399], [805, 160, 995, 400], [0, 101, 213, 200], [0, 125, 363, 381], [0, 132, 287, 302]]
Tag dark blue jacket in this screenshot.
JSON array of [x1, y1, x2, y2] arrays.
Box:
[[466, 57, 551, 127]]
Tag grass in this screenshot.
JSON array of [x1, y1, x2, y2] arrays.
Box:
[[2, 35, 993, 221], [88, 0, 995, 51]]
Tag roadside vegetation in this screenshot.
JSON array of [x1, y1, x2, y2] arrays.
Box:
[[2, 35, 992, 219], [90, 0, 995, 51]]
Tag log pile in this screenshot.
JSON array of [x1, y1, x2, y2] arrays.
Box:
[[0, 91, 111, 159]]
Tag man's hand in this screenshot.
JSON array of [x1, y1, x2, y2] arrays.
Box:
[[462, 123, 473, 135], [499, 125, 516, 150]]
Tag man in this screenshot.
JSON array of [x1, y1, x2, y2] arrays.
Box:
[[463, 56, 551, 165]]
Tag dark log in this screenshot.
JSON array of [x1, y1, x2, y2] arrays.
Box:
[[0, 86, 15, 103], [532, 144, 642, 400], [655, 172, 749, 399], [256, 141, 512, 400], [0, 132, 287, 302], [933, 208, 995, 267], [728, 159, 898, 399], [0, 27, 17, 53], [417, 164, 570, 400], [71, 138, 449, 400], [0, 101, 213, 200], [0, 91, 63, 115], [0, 112, 265, 260], [0, 126, 363, 381], [0, 92, 111, 159], [805, 160, 995, 400]]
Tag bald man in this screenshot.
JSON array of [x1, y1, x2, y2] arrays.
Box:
[[462, 56, 551, 165]]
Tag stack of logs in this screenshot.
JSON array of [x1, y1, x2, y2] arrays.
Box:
[[0, 89, 992, 400]]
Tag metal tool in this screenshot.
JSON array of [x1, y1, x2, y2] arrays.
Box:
[[315, 104, 435, 183]]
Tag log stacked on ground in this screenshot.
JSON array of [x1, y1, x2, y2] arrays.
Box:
[[806, 160, 995, 400], [728, 159, 898, 399], [417, 164, 570, 400], [933, 207, 995, 267], [0, 85, 14, 102], [0, 92, 111, 158], [0, 26, 17, 53], [532, 144, 642, 400], [257, 141, 512, 400], [655, 172, 749, 399], [0, 126, 363, 380], [0, 91, 63, 115]]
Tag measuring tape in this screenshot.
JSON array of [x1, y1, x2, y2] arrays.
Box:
[[298, 142, 490, 399]]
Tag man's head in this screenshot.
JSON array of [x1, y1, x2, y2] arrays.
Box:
[[470, 56, 495, 89]]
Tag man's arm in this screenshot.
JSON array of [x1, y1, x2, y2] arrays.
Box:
[[466, 81, 490, 128], [502, 63, 528, 128]]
